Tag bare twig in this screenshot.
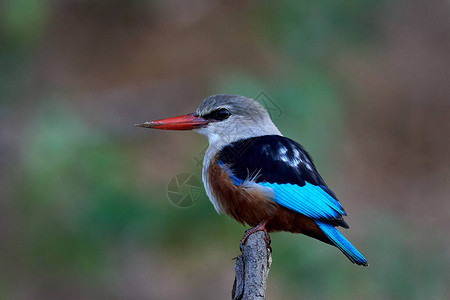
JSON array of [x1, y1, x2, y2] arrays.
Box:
[[232, 231, 272, 300]]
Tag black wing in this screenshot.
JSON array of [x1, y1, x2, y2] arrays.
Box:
[[217, 135, 335, 196]]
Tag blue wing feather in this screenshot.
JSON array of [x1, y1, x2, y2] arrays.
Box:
[[258, 182, 345, 220]]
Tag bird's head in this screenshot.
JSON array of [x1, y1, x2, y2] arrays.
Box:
[[137, 94, 281, 146]]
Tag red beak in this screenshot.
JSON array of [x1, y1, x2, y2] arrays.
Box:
[[135, 113, 209, 130]]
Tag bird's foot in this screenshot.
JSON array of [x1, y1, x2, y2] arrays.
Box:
[[240, 220, 272, 251]]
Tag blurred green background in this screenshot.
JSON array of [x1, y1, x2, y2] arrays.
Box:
[[1, 0, 449, 299]]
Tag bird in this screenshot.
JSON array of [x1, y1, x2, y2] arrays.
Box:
[[137, 94, 368, 266]]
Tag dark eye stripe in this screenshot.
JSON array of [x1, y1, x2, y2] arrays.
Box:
[[203, 108, 231, 121]]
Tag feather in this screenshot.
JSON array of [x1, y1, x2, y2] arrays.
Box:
[[315, 220, 368, 266], [211, 135, 368, 264], [257, 182, 345, 220]]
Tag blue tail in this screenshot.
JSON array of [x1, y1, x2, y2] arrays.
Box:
[[315, 220, 368, 266]]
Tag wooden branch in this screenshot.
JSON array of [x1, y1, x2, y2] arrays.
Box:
[[232, 231, 272, 300]]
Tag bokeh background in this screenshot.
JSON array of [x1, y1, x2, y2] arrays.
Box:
[[1, 0, 450, 299]]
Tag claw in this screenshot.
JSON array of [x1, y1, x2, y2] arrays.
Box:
[[240, 219, 272, 250]]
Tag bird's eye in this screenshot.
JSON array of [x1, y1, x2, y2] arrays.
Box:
[[205, 108, 231, 121]]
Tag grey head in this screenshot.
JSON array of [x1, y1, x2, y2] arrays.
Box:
[[194, 94, 282, 147]]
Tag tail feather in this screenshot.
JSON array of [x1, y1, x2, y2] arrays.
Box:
[[315, 220, 368, 266]]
